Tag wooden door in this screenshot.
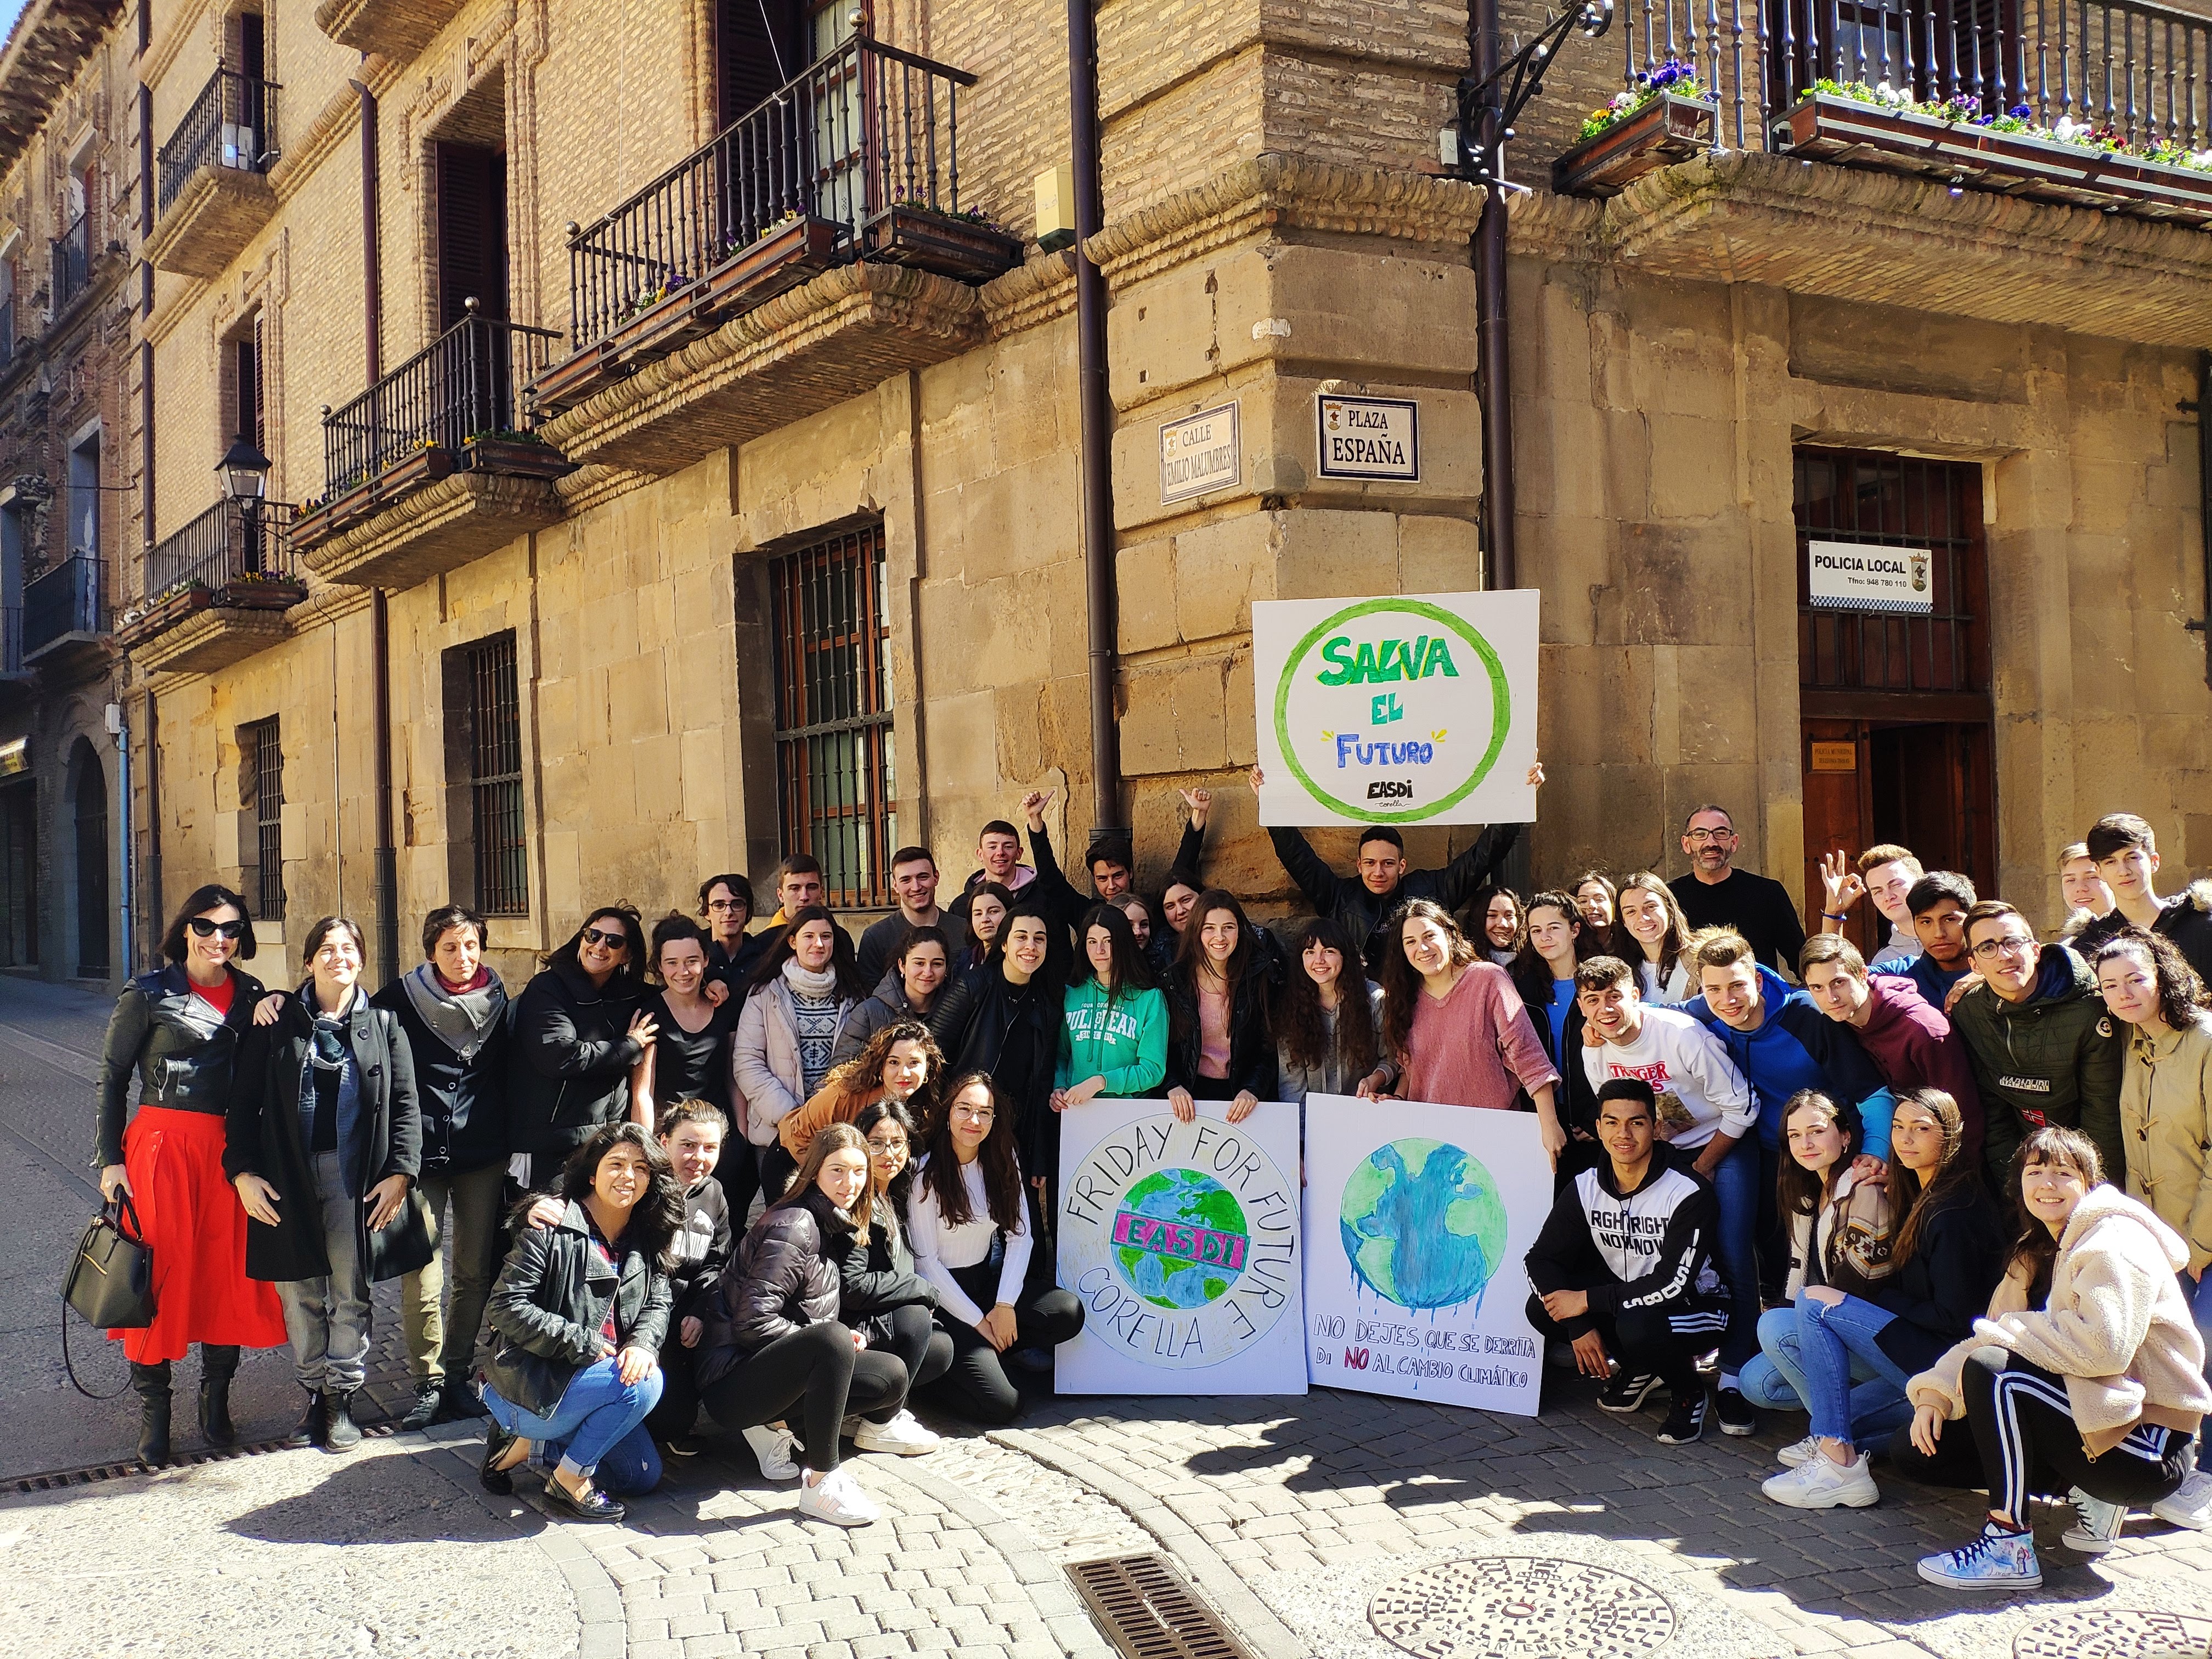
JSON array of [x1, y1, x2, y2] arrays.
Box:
[[1802, 719, 1875, 955]]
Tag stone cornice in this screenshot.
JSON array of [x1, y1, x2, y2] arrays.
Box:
[[979, 247, 1078, 337], [552, 463, 657, 517]]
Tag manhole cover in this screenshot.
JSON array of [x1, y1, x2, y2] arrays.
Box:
[[2013, 1610, 2212, 1657], [1369, 1557, 1676, 1659]]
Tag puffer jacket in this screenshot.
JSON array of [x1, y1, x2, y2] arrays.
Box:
[[731, 976, 858, 1148], [1950, 944, 2126, 1186], [927, 962, 1066, 1175], [506, 956, 645, 1157], [1909, 1183, 2212, 1456], [835, 1209, 938, 1347], [696, 1187, 851, 1386], [830, 971, 928, 1067], [2119, 1012, 2212, 1276], [95, 963, 270, 1166], [483, 1199, 672, 1415]]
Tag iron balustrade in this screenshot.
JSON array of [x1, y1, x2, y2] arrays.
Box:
[[157, 65, 280, 219], [23, 556, 104, 652], [320, 304, 563, 496], [50, 212, 90, 313], [565, 35, 976, 351], [1613, 0, 2212, 153], [144, 499, 294, 596]]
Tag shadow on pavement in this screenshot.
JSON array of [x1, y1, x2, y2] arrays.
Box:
[[225, 1447, 550, 1545]]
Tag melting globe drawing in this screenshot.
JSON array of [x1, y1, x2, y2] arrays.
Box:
[[1111, 1169, 1251, 1311], [1340, 1138, 1510, 1311]]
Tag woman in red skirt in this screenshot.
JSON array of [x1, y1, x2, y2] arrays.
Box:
[[95, 884, 289, 1462]]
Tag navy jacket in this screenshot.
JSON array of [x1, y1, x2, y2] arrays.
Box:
[[1681, 964, 1897, 1155]]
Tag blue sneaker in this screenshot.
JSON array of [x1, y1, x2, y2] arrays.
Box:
[[1917, 1520, 2042, 1590]]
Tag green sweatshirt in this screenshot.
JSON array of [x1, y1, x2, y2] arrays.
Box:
[[1057, 980, 1169, 1098]]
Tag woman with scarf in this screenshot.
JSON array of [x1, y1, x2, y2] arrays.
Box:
[[733, 905, 867, 1204], [227, 916, 425, 1453], [373, 904, 510, 1429]]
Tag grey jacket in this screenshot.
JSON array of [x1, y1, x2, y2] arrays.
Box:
[[484, 1200, 671, 1415], [96, 963, 270, 1166]]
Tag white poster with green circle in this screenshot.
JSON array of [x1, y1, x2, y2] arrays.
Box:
[[1254, 589, 1539, 827]]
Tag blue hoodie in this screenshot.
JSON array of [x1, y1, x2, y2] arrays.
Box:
[[1683, 964, 1898, 1156]]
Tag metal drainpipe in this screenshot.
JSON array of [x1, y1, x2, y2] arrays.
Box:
[[1068, 0, 1122, 836], [145, 687, 162, 965], [114, 704, 134, 980], [359, 71, 399, 983], [1471, 0, 1515, 591], [2196, 351, 2212, 689]]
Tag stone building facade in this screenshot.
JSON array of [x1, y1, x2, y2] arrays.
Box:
[[2, 0, 2205, 986]]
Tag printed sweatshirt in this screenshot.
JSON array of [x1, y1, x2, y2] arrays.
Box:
[[1524, 1142, 1730, 1336], [1681, 964, 1898, 1156], [1056, 979, 1169, 1098], [1579, 1005, 1759, 1149]]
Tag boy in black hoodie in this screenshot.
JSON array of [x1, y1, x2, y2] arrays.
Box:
[[1525, 1077, 1733, 1445]]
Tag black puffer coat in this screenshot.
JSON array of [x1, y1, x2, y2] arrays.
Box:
[[695, 1187, 853, 1386]]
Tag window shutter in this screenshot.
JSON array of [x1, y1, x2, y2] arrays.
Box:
[[719, 0, 802, 127]]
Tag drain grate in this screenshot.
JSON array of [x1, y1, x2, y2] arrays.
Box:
[[1067, 1553, 1257, 1659], [9, 1421, 397, 1494], [2013, 1610, 2212, 1657]]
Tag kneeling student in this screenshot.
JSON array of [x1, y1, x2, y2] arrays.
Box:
[[1525, 1078, 1733, 1445]]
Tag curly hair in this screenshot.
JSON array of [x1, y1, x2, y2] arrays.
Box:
[[2093, 927, 2212, 1036], [818, 1018, 945, 1123], [534, 1120, 686, 1265]]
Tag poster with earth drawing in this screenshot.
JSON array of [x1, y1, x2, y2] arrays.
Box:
[[1055, 1098, 1306, 1395], [1301, 1093, 1551, 1415]]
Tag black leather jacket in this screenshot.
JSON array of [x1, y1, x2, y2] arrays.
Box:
[[483, 1200, 671, 1416], [95, 963, 269, 1166]]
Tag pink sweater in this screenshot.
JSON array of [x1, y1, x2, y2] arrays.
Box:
[[1400, 960, 1561, 1110]]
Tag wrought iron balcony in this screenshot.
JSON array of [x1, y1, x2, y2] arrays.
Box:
[[1553, 0, 2212, 224], [159, 65, 280, 217], [50, 212, 90, 313], [538, 33, 1017, 412], [23, 555, 104, 662], [144, 498, 296, 598], [120, 501, 304, 675]]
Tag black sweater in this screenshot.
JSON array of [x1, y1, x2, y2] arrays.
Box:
[[1667, 868, 1807, 975], [506, 957, 645, 1156], [1869, 1186, 2008, 1374]]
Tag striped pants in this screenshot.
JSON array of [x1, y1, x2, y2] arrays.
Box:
[[1962, 1353, 2193, 1520]]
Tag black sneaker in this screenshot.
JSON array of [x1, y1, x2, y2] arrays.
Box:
[[439, 1380, 488, 1421], [399, 1380, 443, 1432], [1715, 1386, 1758, 1437], [281, 1391, 329, 1451], [1656, 1392, 1708, 1444], [1597, 1372, 1664, 1414]]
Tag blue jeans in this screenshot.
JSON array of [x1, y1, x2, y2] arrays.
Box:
[[485, 1356, 664, 1487], [1706, 1137, 1768, 1373], [1740, 1299, 1911, 1447]]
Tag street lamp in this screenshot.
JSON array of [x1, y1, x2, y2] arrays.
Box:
[[217, 432, 273, 573]]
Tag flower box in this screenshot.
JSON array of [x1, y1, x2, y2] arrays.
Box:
[[212, 575, 307, 610], [860, 202, 1025, 281], [291, 445, 458, 550], [462, 435, 577, 480], [529, 345, 618, 415], [700, 214, 845, 314], [1773, 90, 2212, 228], [1554, 90, 1718, 198]]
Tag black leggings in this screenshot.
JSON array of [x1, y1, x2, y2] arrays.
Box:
[[699, 1321, 906, 1474], [646, 1333, 702, 1439], [1962, 1353, 2194, 1520], [878, 1302, 954, 1395], [929, 1261, 1084, 1425]]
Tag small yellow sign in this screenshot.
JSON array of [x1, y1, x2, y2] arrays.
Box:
[[1809, 741, 1857, 774]]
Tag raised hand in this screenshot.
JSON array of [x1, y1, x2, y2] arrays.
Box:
[[1177, 787, 1213, 830]]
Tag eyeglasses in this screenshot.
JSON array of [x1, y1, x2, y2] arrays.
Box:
[[705, 900, 747, 913], [187, 918, 247, 940], [951, 1105, 996, 1122], [865, 1137, 907, 1155], [1969, 935, 2037, 962], [1685, 828, 1735, 844], [581, 927, 628, 950]]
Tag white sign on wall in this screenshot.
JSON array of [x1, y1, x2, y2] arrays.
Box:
[[1316, 394, 1420, 481], [1159, 403, 1242, 505], [1056, 1099, 1305, 1396], [1807, 539, 1934, 614], [1302, 1094, 1553, 1417], [1253, 589, 1539, 828]]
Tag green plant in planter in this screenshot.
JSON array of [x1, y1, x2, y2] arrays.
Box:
[[1579, 60, 1702, 141]]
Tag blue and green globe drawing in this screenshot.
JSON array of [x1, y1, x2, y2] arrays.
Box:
[[1340, 1138, 1509, 1311], [1111, 1169, 1251, 1311]]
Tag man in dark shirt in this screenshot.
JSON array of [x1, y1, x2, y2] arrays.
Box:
[[1667, 805, 1806, 974], [2078, 812, 2212, 986], [1900, 871, 1977, 1013]]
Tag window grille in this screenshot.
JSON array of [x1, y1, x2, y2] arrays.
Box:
[[240, 716, 284, 923], [465, 633, 528, 916]]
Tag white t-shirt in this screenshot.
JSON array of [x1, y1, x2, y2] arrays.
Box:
[[907, 1153, 1031, 1328], [1579, 1005, 1757, 1147], [1635, 955, 1693, 1005]]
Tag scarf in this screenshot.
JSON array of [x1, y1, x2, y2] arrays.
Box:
[[782, 957, 842, 1000], [303, 981, 357, 1073], [399, 961, 509, 1059]]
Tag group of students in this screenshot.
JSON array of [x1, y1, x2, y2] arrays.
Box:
[[89, 780, 2212, 1567], [1509, 806, 2212, 1588]]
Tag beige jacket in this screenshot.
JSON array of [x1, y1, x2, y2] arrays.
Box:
[[1783, 1167, 1896, 1301], [1908, 1184, 2212, 1457], [2120, 1014, 2212, 1277]]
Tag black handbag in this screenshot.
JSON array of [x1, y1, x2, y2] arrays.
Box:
[[365, 1184, 438, 1283], [61, 1195, 153, 1400]]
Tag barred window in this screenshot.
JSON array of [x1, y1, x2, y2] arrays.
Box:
[[464, 633, 528, 916], [239, 715, 284, 923], [769, 524, 894, 910]]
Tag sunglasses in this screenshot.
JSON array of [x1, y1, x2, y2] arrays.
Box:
[[581, 926, 629, 951], [187, 918, 247, 940]]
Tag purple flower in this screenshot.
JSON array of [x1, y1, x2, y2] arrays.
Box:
[[2009, 104, 2030, 118]]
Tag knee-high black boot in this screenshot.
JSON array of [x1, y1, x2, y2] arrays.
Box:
[[198, 1345, 239, 1445], [129, 1361, 172, 1465]]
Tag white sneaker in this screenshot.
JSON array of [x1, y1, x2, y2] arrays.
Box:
[[796, 1466, 880, 1527], [742, 1423, 800, 1482], [1775, 1434, 1821, 1469], [1917, 1521, 2042, 1590], [1762, 1449, 1880, 1509], [2061, 1486, 2128, 1553], [853, 1409, 941, 1456], [2155, 1469, 2212, 1530]]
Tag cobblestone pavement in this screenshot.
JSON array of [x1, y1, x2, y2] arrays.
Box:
[[9, 974, 2212, 1659]]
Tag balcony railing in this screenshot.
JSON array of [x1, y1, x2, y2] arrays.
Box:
[[145, 499, 295, 597], [51, 213, 90, 313], [1600, 0, 2212, 169], [24, 556, 104, 654], [320, 303, 565, 496], [159, 65, 280, 218], [566, 35, 981, 351]]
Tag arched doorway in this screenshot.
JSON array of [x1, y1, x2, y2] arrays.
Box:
[[66, 738, 108, 979]]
